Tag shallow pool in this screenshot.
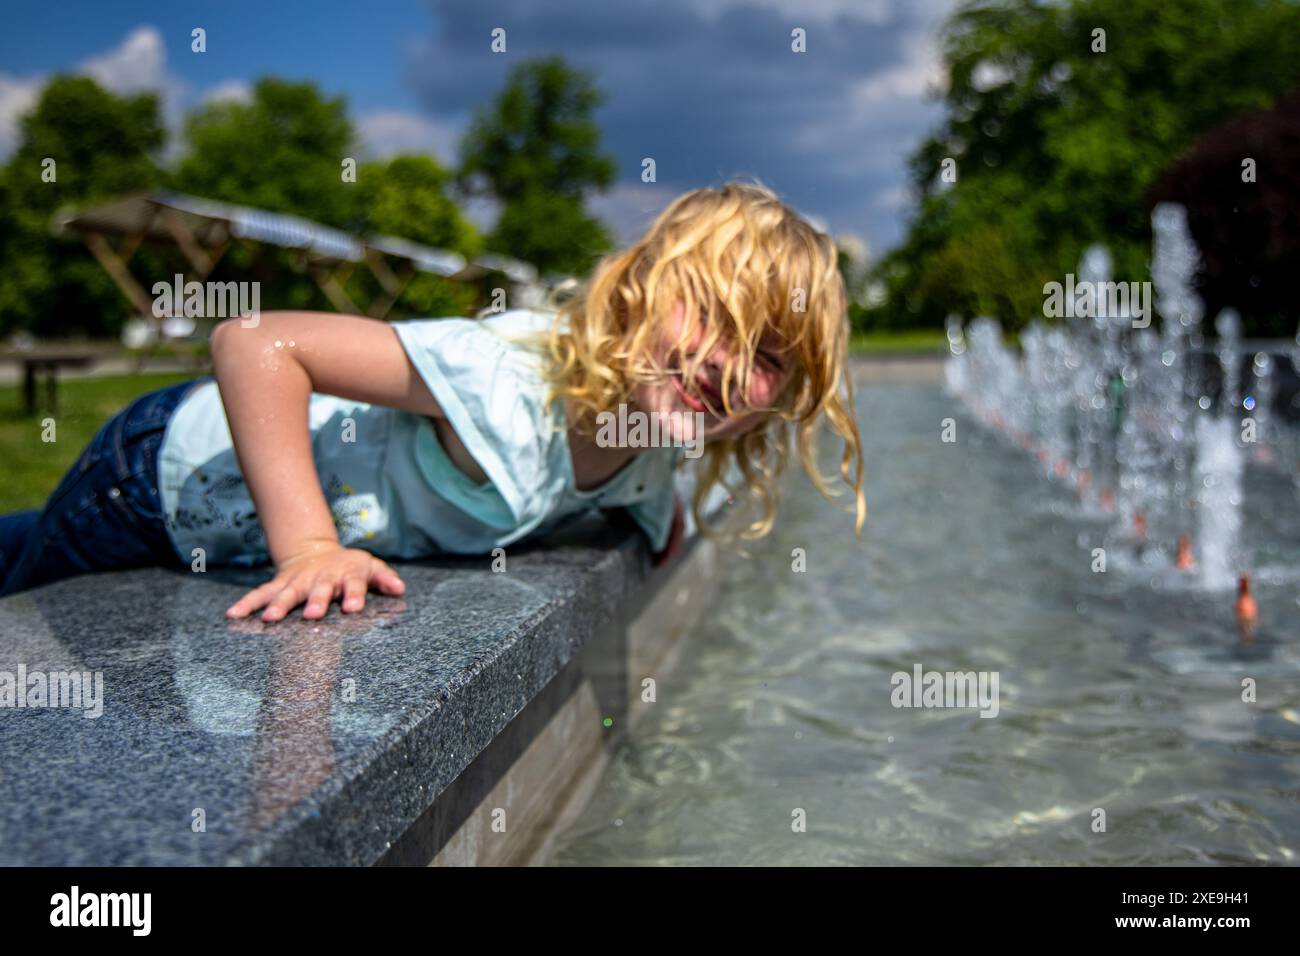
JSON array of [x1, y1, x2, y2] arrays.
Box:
[[550, 381, 1300, 865]]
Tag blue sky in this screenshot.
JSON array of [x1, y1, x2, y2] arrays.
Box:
[[0, 0, 956, 257]]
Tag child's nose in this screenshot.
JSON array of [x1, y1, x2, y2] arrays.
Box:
[[695, 344, 730, 383]]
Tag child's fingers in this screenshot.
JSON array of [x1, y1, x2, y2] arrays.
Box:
[[226, 579, 286, 618], [261, 581, 309, 622], [300, 579, 337, 620], [341, 575, 367, 613], [228, 553, 402, 623], [369, 559, 406, 595]]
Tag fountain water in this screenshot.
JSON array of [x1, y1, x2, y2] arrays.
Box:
[[1216, 309, 1243, 414], [1194, 415, 1243, 590], [1248, 350, 1276, 465], [943, 203, 1287, 592]]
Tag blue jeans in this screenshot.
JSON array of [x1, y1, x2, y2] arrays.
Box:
[[0, 378, 206, 597]]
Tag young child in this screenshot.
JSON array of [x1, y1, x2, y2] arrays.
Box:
[[0, 182, 865, 620]]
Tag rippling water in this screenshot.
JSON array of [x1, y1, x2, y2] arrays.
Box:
[[549, 382, 1300, 865]]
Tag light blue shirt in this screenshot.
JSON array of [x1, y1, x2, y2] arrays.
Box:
[[156, 308, 681, 567]]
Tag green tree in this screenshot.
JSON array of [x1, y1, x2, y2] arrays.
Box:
[[457, 56, 617, 276], [866, 0, 1300, 335], [358, 154, 479, 251], [0, 75, 166, 338], [353, 154, 483, 317], [176, 78, 358, 228], [174, 78, 362, 313]]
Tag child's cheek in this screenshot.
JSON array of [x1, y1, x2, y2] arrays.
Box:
[[753, 366, 795, 409], [740, 375, 776, 410]]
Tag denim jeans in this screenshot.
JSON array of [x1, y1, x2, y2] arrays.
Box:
[[0, 377, 207, 597]]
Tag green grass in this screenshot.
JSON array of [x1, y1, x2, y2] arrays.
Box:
[[849, 328, 949, 355], [0, 372, 194, 512]]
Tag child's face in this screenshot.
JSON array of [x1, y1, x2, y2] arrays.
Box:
[[635, 300, 793, 443]]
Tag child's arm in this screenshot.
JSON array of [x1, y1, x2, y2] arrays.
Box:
[[212, 311, 444, 622]]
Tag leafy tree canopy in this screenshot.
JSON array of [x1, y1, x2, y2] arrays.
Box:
[[0, 76, 166, 337], [2, 55, 627, 337], [175, 77, 357, 229], [865, 0, 1300, 335], [457, 56, 617, 275]]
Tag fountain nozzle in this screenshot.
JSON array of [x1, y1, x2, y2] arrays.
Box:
[[1235, 575, 1258, 643]]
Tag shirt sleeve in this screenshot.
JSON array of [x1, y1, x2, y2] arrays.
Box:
[[392, 317, 556, 527], [622, 449, 680, 553]]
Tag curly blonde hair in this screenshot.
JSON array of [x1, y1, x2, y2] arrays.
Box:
[[542, 180, 865, 541]]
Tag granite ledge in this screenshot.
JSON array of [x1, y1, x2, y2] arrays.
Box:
[[0, 514, 674, 866]]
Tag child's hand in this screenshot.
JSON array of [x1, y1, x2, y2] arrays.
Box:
[[652, 495, 686, 568], [225, 542, 407, 623]]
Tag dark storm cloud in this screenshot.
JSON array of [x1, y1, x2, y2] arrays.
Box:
[[404, 0, 955, 253]]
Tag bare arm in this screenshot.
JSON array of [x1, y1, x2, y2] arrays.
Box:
[[212, 311, 441, 620]]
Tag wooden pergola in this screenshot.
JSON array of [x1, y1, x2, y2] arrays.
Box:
[[53, 192, 557, 329], [55, 192, 368, 325], [363, 234, 482, 318]]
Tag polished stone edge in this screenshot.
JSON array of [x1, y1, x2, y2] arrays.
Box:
[[230, 527, 653, 865], [0, 480, 725, 866]]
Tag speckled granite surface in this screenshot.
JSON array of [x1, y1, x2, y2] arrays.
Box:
[[0, 515, 651, 865]]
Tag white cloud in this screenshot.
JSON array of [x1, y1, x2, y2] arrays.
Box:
[[83, 24, 193, 144], [357, 110, 461, 163], [78, 25, 195, 160], [0, 74, 42, 156], [80, 25, 170, 95], [850, 30, 946, 106], [0, 25, 261, 160], [754, 3, 952, 248], [203, 80, 252, 105], [787, 13, 947, 165]]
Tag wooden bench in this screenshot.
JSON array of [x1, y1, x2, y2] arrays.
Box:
[[0, 349, 97, 416]]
